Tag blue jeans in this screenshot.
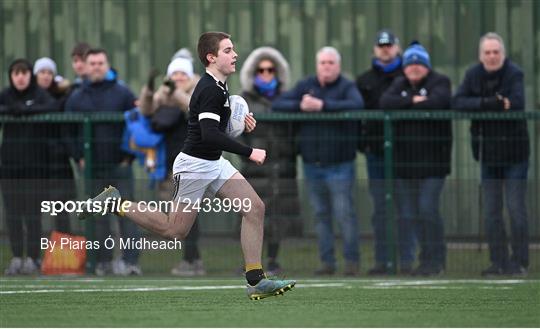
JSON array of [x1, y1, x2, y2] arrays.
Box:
[[304, 161, 359, 267], [395, 177, 446, 268], [366, 153, 415, 268], [481, 161, 529, 268]]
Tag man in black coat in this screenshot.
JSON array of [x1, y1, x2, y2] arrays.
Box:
[[0, 59, 57, 275], [454, 32, 529, 276], [381, 41, 452, 276], [356, 29, 404, 275], [65, 48, 141, 276]]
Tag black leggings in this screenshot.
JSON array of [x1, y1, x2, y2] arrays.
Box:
[[2, 179, 44, 260], [183, 220, 200, 262]]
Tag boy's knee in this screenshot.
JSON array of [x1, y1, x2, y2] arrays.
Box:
[[165, 229, 187, 240], [252, 198, 265, 217], [244, 197, 265, 220], [163, 221, 188, 240]]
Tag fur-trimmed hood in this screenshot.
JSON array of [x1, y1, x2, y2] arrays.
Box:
[[240, 47, 290, 94]]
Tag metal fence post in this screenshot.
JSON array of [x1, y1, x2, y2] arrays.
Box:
[[383, 112, 397, 274], [83, 116, 95, 274]]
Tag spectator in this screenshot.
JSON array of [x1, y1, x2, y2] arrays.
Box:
[[0, 59, 57, 275], [140, 56, 198, 170], [70, 42, 91, 89], [63, 42, 91, 168], [171, 47, 195, 62], [34, 57, 71, 108], [239, 46, 300, 276], [356, 29, 405, 275], [138, 51, 206, 276], [34, 57, 74, 234], [65, 48, 142, 275], [380, 41, 452, 276], [453, 32, 530, 276], [273, 46, 364, 276]]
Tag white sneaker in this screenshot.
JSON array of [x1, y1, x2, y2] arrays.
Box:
[[112, 259, 127, 276], [4, 257, 23, 275], [125, 264, 143, 276], [171, 260, 195, 276], [193, 259, 207, 276], [20, 257, 39, 275], [95, 261, 113, 276]]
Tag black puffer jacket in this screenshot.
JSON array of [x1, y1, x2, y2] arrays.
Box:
[[356, 59, 403, 155], [238, 47, 299, 217], [380, 70, 452, 179], [0, 59, 57, 178], [453, 59, 529, 165]]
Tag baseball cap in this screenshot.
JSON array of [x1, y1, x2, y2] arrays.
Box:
[[375, 29, 398, 46]]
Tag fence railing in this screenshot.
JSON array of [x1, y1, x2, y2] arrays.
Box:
[[0, 110, 538, 274]]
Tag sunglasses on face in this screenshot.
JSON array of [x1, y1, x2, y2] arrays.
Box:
[[257, 67, 275, 74]]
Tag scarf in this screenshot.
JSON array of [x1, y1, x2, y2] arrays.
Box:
[[373, 56, 402, 73], [254, 76, 278, 99]]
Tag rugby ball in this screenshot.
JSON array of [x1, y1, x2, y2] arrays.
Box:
[[226, 95, 249, 138]]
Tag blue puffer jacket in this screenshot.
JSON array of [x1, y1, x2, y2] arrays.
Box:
[[122, 108, 166, 186], [65, 78, 136, 168], [272, 74, 364, 165]]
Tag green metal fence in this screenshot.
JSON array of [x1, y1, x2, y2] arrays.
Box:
[[0, 111, 538, 275]]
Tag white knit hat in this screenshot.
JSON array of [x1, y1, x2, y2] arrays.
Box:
[[34, 57, 57, 75], [167, 57, 194, 78], [171, 48, 194, 62]]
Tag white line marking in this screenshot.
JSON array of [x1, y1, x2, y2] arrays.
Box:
[[2, 278, 536, 283], [0, 282, 345, 295], [363, 286, 513, 290], [373, 279, 529, 286]]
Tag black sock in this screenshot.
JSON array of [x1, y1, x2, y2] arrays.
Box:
[[246, 269, 266, 286]]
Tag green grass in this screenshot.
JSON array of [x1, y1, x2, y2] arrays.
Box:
[[137, 237, 540, 277], [1, 277, 539, 327]]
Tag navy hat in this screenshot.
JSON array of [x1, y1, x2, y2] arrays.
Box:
[[375, 29, 398, 46], [402, 41, 431, 69]]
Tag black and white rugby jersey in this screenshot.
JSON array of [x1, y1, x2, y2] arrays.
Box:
[[181, 71, 252, 160]]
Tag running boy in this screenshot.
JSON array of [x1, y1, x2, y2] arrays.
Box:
[[79, 32, 295, 300]]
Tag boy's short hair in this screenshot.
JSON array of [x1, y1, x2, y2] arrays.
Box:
[[197, 32, 231, 67], [71, 42, 91, 58]]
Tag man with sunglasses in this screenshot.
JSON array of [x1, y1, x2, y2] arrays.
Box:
[[356, 30, 413, 275]]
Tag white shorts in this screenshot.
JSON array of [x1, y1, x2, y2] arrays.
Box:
[[171, 152, 238, 203]]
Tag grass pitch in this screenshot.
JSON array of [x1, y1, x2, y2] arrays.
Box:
[[1, 277, 539, 327]]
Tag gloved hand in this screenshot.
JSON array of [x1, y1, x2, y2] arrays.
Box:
[[481, 95, 505, 111]]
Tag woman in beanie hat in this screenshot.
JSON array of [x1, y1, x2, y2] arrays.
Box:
[[34, 57, 71, 109], [380, 41, 453, 276], [139, 57, 198, 118], [139, 55, 200, 170], [138, 51, 205, 277], [34, 57, 75, 235]]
